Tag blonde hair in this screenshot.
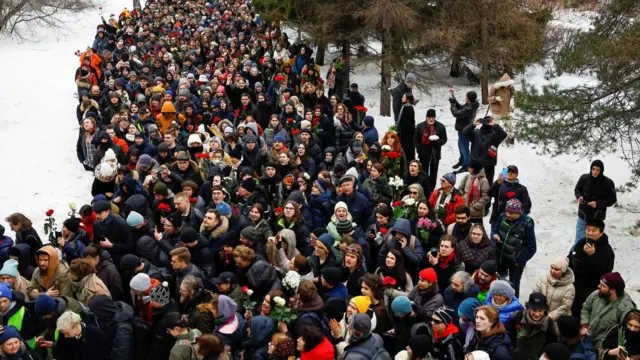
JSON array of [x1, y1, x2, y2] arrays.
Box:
[[56, 311, 81, 331]]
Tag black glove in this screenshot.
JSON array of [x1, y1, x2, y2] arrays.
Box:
[[448, 97, 456, 104]]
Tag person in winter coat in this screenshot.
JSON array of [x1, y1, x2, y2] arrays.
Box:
[[165, 313, 202, 360], [483, 280, 524, 327], [214, 295, 247, 353], [147, 282, 181, 360], [28, 246, 74, 299], [568, 218, 614, 317], [378, 219, 425, 274], [391, 73, 416, 123], [491, 199, 536, 297], [506, 293, 557, 360], [343, 314, 389, 360], [599, 309, 640, 360], [429, 173, 466, 227], [0, 325, 43, 360], [461, 117, 507, 184], [5, 214, 42, 268], [156, 102, 185, 134], [0, 260, 30, 300], [92, 200, 135, 268], [409, 268, 444, 316], [488, 165, 532, 226], [0, 284, 38, 342], [471, 305, 513, 360], [427, 235, 464, 295], [458, 223, 496, 275], [450, 91, 479, 172], [308, 234, 343, 280], [334, 104, 359, 155], [580, 272, 636, 349], [87, 295, 134, 360], [415, 109, 447, 193], [169, 247, 204, 298], [242, 315, 275, 360], [389, 296, 432, 354], [533, 257, 575, 320], [336, 175, 372, 231], [297, 325, 334, 360], [458, 163, 490, 221], [396, 93, 417, 162], [573, 160, 617, 244], [444, 271, 480, 318], [68, 258, 110, 305], [82, 245, 123, 301], [54, 310, 110, 360], [431, 307, 464, 360]]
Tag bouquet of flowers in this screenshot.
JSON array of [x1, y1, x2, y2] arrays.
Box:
[[388, 176, 404, 200], [282, 271, 301, 295], [269, 296, 297, 324], [380, 148, 403, 177], [284, 116, 299, 135], [392, 197, 417, 219], [43, 209, 59, 247], [435, 204, 447, 221], [354, 105, 368, 125], [382, 276, 396, 288], [311, 116, 321, 136], [417, 217, 439, 243]]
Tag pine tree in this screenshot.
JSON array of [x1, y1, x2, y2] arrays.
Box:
[[518, 0, 640, 179]]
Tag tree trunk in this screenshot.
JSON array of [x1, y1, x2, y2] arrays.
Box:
[[315, 41, 326, 65], [380, 29, 392, 117], [341, 39, 351, 96], [481, 60, 489, 105], [133, 0, 141, 8], [450, 50, 462, 77]]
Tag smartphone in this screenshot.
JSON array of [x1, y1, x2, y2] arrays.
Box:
[[501, 168, 508, 179], [586, 239, 595, 246], [430, 247, 439, 258]]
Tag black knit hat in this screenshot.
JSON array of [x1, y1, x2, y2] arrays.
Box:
[[543, 343, 571, 360], [556, 315, 580, 339], [180, 227, 199, 243], [322, 267, 342, 287], [63, 218, 81, 233], [480, 260, 498, 276], [408, 335, 433, 359]]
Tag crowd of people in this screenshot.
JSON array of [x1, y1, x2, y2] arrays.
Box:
[[0, 0, 633, 359]]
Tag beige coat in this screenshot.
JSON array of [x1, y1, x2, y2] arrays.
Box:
[[488, 73, 515, 117], [458, 170, 490, 219], [13, 275, 31, 301], [74, 273, 111, 305], [534, 267, 576, 318]]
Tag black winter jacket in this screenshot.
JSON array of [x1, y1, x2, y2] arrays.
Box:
[[88, 296, 134, 360], [462, 123, 507, 167], [415, 120, 448, 162], [54, 322, 110, 360], [574, 160, 617, 221], [450, 99, 479, 132]]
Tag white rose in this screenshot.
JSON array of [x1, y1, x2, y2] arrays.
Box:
[[404, 198, 416, 206], [273, 296, 286, 307], [429, 135, 439, 141], [381, 145, 392, 151], [246, 289, 254, 296]]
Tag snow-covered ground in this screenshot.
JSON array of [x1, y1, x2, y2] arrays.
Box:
[[0, 6, 637, 303]]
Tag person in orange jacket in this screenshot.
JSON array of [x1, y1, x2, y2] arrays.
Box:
[[79, 48, 102, 79], [156, 101, 185, 134], [429, 172, 466, 226]]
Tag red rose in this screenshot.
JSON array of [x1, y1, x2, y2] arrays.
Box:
[[195, 153, 209, 159], [287, 117, 293, 124], [213, 116, 221, 123], [234, 109, 240, 117], [383, 276, 396, 287], [189, 197, 198, 204], [46, 209, 54, 217], [157, 203, 171, 213], [291, 129, 300, 135], [506, 191, 515, 198], [275, 207, 282, 215], [392, 200, 403, 207], [380, 228, 388, 235], [186, 125, 194, 132], [242, 286, 249, 294]]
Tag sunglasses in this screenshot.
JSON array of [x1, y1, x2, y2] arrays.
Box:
[[410, 191, 418, 195], [432, 318, 444, 324]]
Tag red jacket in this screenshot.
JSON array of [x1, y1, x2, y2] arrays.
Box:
[[429, 188, 466, 226], [301, 337, 334, 360]]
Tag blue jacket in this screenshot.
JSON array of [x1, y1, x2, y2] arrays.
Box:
[[491, 213, 536, 267], [324, 283, 349, 300], [377, 219, 425, 268], [126, 135, 157, 157], [0, 236, 14, 266], [293, 55, 307, 76], [337, 190, 372, 229], [483, 293, 523, 326], [362, 127, 379, 146], [310, 190, 334, 229], [113, 176, 147, 204], [241, 315, 274, 360]]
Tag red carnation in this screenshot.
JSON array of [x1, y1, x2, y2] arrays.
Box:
[[234, 109, 240, 117], [186, 125, 194, 132], [287, 117, 294, 124], [157, 203, 171, 213], [195, 153, 209, 159], [291, 129, 300, 135], [189, 197, 198, 204], [45, 209, 54, 217], [506, 191, 515, 198], [275, 207, 282, 215], [380, 228, 388, 235], [392, 200, 403, 207], [383, 276, 397, 287], [213, 116, 221, 123], [242, 286, 249, 294]]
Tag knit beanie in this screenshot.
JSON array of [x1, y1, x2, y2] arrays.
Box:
[[391, 296, 413, 316], [408, 335, 432, 359], [119, 254, 142, 272], [351, 296, 372, 314], [543, 343, 571, 360], [149, 281, 171, 305], [0, 283, 12, 301], [458, 297, 481, 322], [217, 295, 238, 321], [317, 234, 335, 253], [180, 227, 199, 244], [321, 267, 341, 287], [480, 260, 498, 276], [126, 211, 144, 227], [442, 172, 456, 186], [241, 178, 256, 193], [551, 257, 569, 274], [418, 268, 437, 283], [334, 201, 348, 213], [216, 202, 232, 216], [556, 315, 580, 339], [137, 154, 153, 169], [0, 259, 19, 278], [433, 307, 455, 326], [505, 199, 523, 215], [426, 109, 436, 118], [153, 182, 169, 196], [34, 295, 57, 317], [324, 298, 348, 322], [489, 280, 515, 298], [0, 326, 22, 345], [63, 217, 81, 233], [313, 179, 328, 193], [601, 272, 625, 294], [130, 273, 152, 292], [335, 219, 354, 234]]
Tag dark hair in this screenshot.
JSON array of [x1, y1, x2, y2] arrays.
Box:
[[376, 204, 392, 218], [181, 180, 199, 192], [79, 205, 93, 217], [361, 273, 384, 301], [455, 206, 471, 217], [164, 312, 187, 329], [299, 326, 324, 352], [82, 244, 102, 258], [439, 235, 461, 265], [5, 213, 32, 228], [250, 203, 264, 221], [404, 93, 415, 104], [197, 334, 226, 357], [380, 249, 407, 289]]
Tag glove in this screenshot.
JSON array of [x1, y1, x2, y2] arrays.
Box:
[[496, 96, 503, 101], [448, 97, 456, 103], [429, 135, 439, 141]]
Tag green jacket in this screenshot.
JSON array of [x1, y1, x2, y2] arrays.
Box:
[[170, 328, 202, 360], [580, 290, 636, 348], [27, 261, 73, 298]]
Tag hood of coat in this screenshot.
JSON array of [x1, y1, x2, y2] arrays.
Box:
[[243, 315, 275, 348], [247, 261, 277, 290], [278, 229, 297, 259]]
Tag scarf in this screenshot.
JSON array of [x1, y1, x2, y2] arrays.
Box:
[[460, 319, 475, 352], [439, 251, 456, 269], [491, 297, 509, 309], [473, 273, 497, 292], [433, 323, 459, 343], [421, 123, 436, 145], [468, 174, 480, 205], [524, 310, 546, 327], [72, 275, 92, 303], [272, 339, 296, 358]]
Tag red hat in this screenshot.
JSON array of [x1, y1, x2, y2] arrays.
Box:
[[601, 272, 625, 294], [418, 268, 437, 283]]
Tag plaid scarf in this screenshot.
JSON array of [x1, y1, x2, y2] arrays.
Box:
[[421, 123, 436, 144]]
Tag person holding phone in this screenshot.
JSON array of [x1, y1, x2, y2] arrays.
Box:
[[600, 309, 640, 360]]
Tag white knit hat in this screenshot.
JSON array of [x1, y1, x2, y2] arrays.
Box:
[[130, 273, 151, 292]]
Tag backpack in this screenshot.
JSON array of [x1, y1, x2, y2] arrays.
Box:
[[132, 317, 150, 359], [410, 321, 431, 338], [300, 312, 332, 340], [346, 345, 392, 360], [175, 329, 202, 360]]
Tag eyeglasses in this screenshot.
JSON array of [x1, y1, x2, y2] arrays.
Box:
[[410, 191, 418, 195], [284, 207, 295, 211], [432, 318, 444, 324]]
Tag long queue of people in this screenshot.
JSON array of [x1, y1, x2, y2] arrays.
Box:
[[0, 0, 633, 359]]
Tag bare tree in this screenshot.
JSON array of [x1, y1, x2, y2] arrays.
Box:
[[0, 0, 96, 39]]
